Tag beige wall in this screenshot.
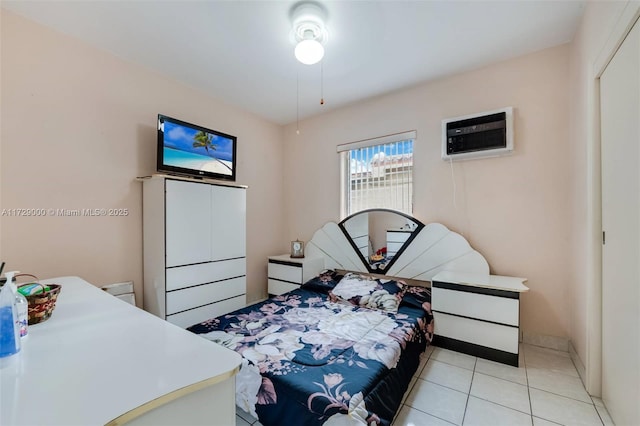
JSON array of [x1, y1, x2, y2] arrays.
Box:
[[0, 11, 285, 303], [568, 0, 639, 395], [284, 45, 571, 339]]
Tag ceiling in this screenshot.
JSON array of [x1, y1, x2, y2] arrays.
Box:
[[2, 1, 585, 125]]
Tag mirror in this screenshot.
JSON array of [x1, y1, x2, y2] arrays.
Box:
[[339, 209, 424, 273]]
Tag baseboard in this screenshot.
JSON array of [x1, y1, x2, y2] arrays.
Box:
[[521, 331, 569, 352], [569, 341, 587, 385], [433, 335, 519, 367]]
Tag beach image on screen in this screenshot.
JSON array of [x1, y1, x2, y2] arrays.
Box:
[[162, 120, 234, 176]]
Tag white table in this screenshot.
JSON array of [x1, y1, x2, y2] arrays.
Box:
[[0, 276, 241, 426]]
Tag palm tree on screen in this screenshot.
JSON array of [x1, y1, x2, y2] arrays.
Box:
[[192, 131, 232, 172], [193, 131, 215, 155]]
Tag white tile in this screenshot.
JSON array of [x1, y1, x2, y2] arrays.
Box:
[[523, 345, 579, 378], [421, 360, 474, 393], [431, 347, 477, 371], [596, 405, 614, 426], [527, 367, 591, 403], [393, 405, 455, 426], [524, 353, 580, 378], [529, 388, 602, 426], [463, 396, 532, 426], [522, 333, 569, 352], [470, 373, 531, 414], [523, 344, 570, 359], [236, 414, 252, 426], [591, 396, 605, 408], [403, 376, 418, 404], [415, 347, 434, 378], [405, 379, 468, 425], [475, 358, 527, 385], [532, 416, 562, 425]]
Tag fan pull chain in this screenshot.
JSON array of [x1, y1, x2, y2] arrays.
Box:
[[320, 60, 325, 105]]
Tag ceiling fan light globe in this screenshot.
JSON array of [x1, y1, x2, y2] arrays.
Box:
[[295, 40, 324, 65]]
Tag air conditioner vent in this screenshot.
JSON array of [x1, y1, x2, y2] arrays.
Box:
[[442, 107, 514, 161]]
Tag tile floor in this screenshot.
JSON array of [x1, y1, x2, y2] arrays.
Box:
[[236, 344, 615, 426], [395, 344, 614, 426]]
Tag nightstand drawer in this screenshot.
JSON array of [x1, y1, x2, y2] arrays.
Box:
[[434, 312, 519, 354], [268, 262, 302, 284], [432, 286, 519, 326], [268, 279, 300, 295]]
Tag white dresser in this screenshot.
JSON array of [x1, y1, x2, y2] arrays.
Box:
[[142, 175, 247, 328], [431, 271, 528, 366], [0, 276, 241, 426], [267, 254, 324, 295]]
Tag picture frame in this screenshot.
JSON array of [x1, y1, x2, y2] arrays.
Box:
[[290, 239, 305, 258]]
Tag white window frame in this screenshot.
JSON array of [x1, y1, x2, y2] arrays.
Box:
[[338, 130, 416, 219]]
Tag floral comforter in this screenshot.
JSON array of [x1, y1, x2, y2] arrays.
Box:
[[188, 285, 433, 426]]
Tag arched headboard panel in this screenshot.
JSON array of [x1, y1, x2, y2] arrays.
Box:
[[307, 214, 489, 281], [388, 223, 489, 280], [306, 222, 369, 273]]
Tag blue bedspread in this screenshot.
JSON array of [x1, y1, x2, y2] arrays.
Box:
[[188, 285, 433, 426]]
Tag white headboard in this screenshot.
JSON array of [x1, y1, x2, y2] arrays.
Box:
[[306, 219, 489, 281]]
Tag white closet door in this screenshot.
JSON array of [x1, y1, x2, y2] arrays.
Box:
[[165, 180, 213, 267], [211, 186, 246, 261], [600, 18, 640, 426]]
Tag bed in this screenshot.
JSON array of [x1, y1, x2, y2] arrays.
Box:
[[187, 210, 489, 425], [188, 270, 433, 425]]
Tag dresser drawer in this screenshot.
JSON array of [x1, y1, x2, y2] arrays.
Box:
[[166, 277, 246, 315], [166, 258, 246, 291], [268, 262, 302, 284], [432, 286, 519, 326], [166, 295, 246, 328], [387, 242, 404, 254], [434, 312, 519, 354], [386, 230, 411, 243]]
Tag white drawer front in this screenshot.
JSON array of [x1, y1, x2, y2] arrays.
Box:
[[268, 279, 300, 295], [166, 277, 246, 315], [432, 287, 519, 326], [434, 312, 519, 354], [166, 258, 246, 291], [167, 295, 246, 328], [387, 242, 404, 254], [387, 231, 410, 243], [268, 262, 302, 284]]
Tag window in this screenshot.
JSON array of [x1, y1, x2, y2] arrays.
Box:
[[338, 131, 415, 217]]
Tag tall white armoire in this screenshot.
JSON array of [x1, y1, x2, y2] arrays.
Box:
[[142, 175, 247, 328]]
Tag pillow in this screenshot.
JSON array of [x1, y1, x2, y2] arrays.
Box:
[[300, 269, 344, 294], [329, 272, 406, 313]]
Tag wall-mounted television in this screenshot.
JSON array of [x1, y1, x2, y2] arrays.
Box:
[[157, 114, 236, 181]]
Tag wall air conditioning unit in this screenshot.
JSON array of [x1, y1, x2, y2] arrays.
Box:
[[442, 107, 514, 161]]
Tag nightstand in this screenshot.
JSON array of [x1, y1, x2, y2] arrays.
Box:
[[431, 271, 529, 366], [267, 255, 324, 295]]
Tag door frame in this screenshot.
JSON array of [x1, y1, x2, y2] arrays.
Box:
[[588, 1, 640, 396]]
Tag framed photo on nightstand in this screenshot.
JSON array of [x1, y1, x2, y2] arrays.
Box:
[[290, 240, 305, 258]]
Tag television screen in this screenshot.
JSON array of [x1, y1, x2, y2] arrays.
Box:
[[157, 114, 236, 181]]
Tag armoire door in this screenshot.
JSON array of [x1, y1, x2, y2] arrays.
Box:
[[600, 17, 640, 426], [211, 186, 246, 261], [165, 180, 213, 267]]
